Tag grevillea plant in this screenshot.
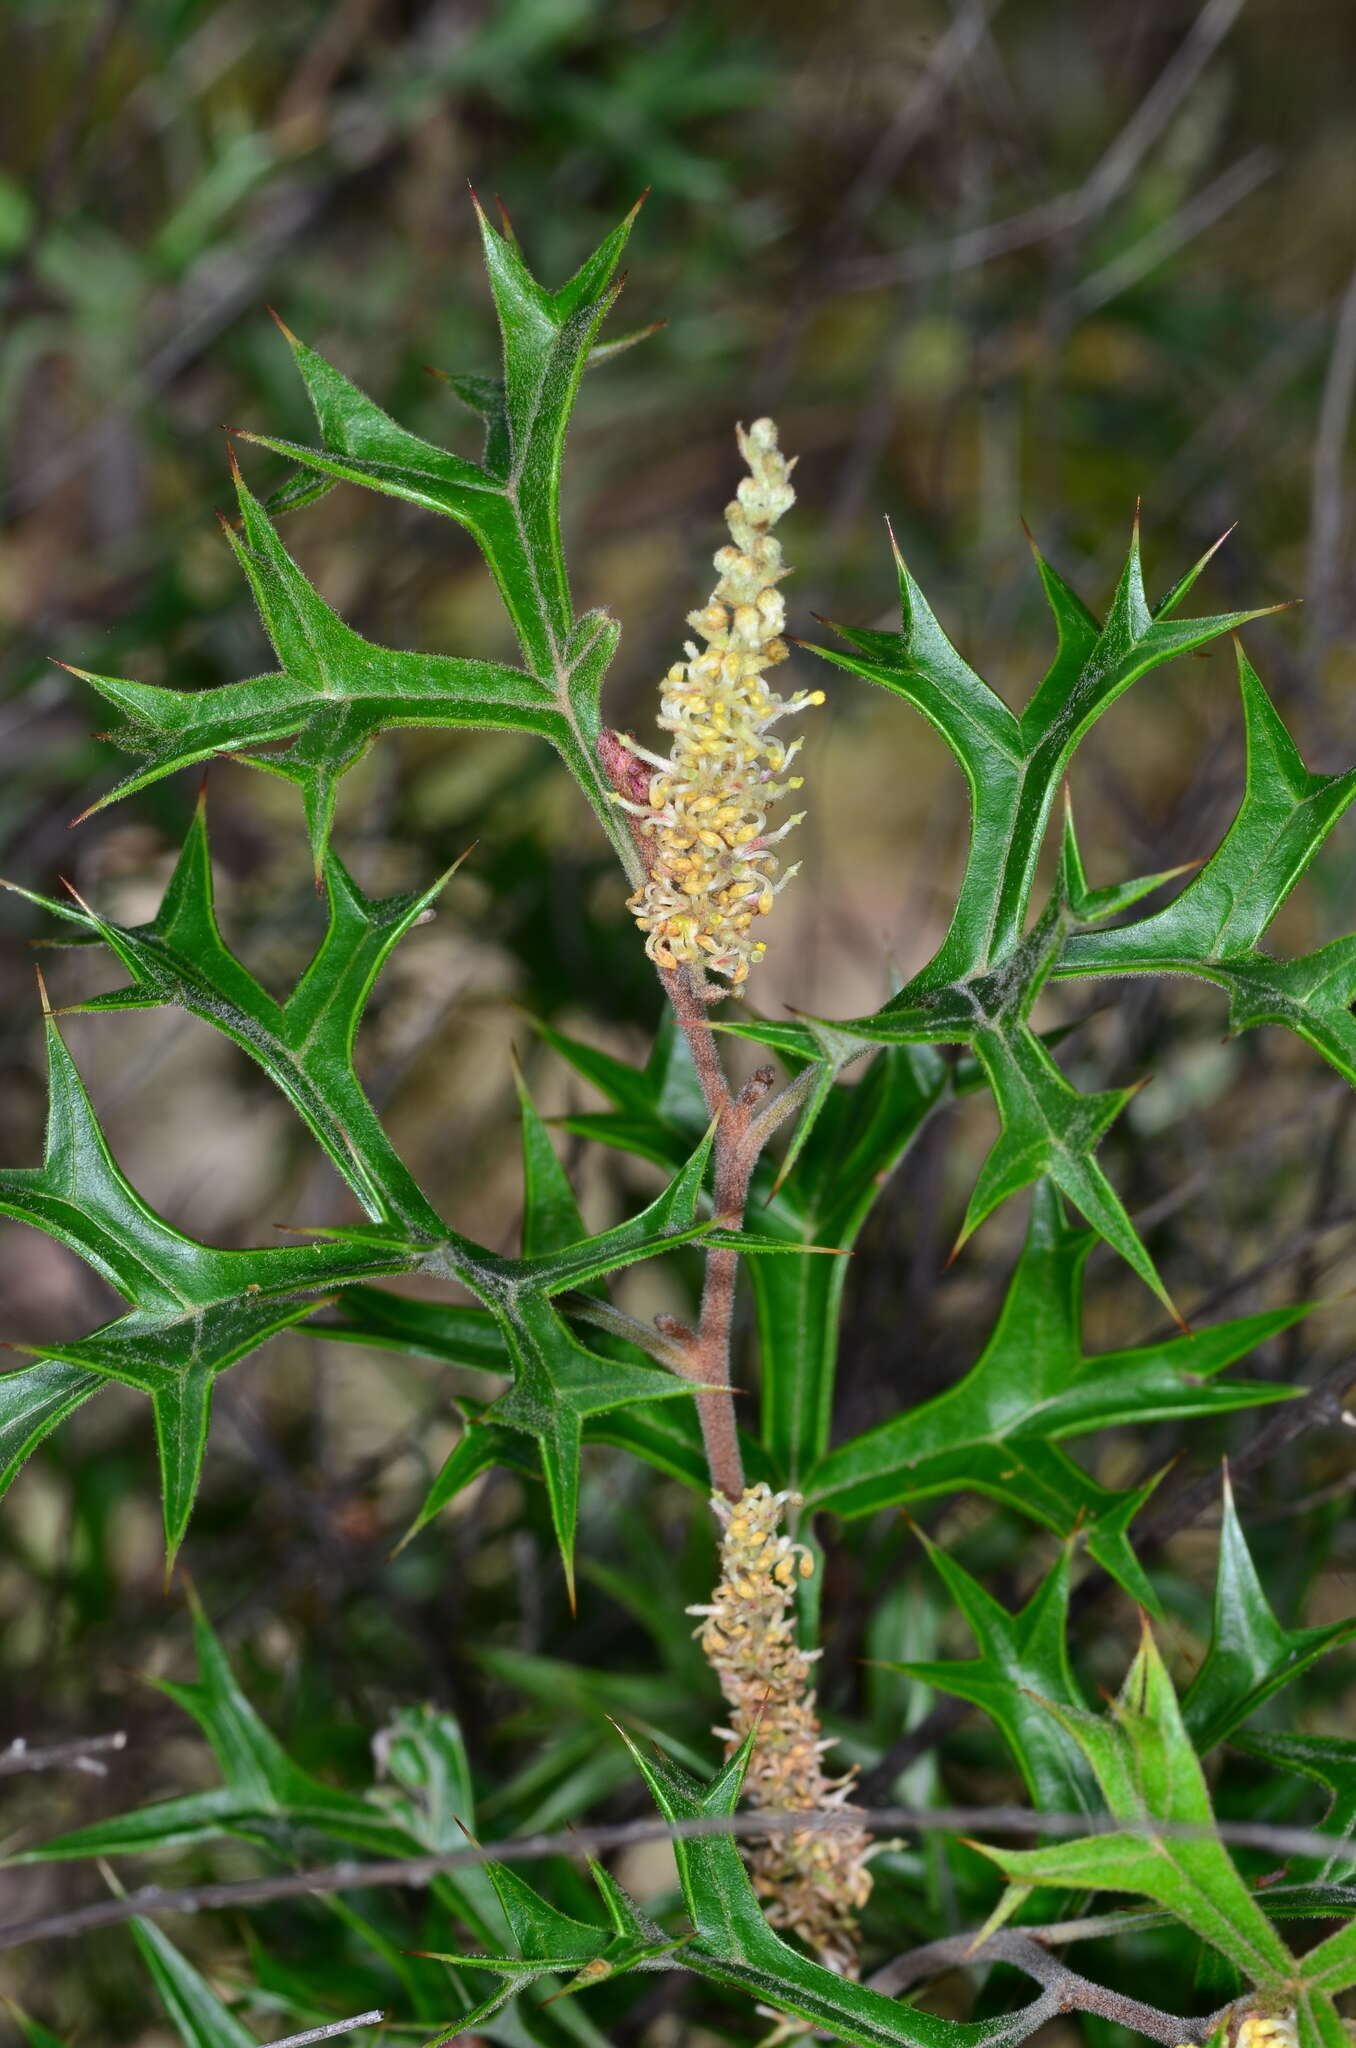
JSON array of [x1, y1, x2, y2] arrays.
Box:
[[3, 206, 1356, 2048]]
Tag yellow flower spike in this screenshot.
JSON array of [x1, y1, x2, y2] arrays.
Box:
[[607, 419, 819, 992], [694, 1483, 873, 1977]]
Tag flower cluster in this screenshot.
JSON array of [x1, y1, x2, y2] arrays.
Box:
[[608, 418, 822, 992], [1232, 2012, 1298, 2048], [689, 1482, 873, 1976]]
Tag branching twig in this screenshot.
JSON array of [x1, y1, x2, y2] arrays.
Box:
[[829, 0, 1250, 296], [870, 1929, 1232, 2047], [0, 1731, 127, 1780], [2, 1799, 1351, 1956], [265, 2016, 384, 2048], [1067, 147, 1280, 316], [1307, 253, 1356, 658]]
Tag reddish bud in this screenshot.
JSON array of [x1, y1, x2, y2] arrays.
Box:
[[598, 729, 654, 806]]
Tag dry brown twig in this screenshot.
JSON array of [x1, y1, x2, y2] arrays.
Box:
[[1, 1799, 1351, 1958], [0, 1731, 127, 1781]]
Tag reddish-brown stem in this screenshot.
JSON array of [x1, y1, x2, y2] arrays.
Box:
[[659, 964, 783, 1501], [603, 739, 801, 1503]]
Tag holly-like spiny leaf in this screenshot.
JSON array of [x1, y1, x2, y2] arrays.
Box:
[[0, 1007, 428, 1563], [1234, 1730, 1356, 1884], [1060, 643, 1356, 1087], [14, 1601, 507, 1950], [4, 793, 452, 1234], [786, 536, 1290, 1298], [807, 524, 1277, 996], [612, 1725, 1051, 2048], [881, 1536, 1099, 1814], [972, 1622, 1296, 1993], [224, 204, 650, 870], [1182, 1467, 1356, 1752], [244, 197, 643, 677], [803, 1183, 1303, 1606]]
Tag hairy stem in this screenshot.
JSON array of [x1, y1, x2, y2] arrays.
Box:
[[871, 1928, 1234, 2047]]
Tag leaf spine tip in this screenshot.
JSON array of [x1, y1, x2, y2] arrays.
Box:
[[265, 304, 300, 346], [58, 875, 95, 918]]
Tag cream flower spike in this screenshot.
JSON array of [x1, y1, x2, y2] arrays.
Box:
[[607, 418, 822, 995], [688, 1482, 873, 1976]]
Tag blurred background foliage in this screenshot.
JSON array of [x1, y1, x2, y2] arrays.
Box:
[[2, 0, 1356, 2038]]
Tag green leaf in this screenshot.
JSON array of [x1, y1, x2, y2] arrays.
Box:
[[1296, 1914, 1356, 1996], [249, 200, 639, 676], [17, 1605, 504, 1945], [786, 894, 1177, 1307], [433, 1725, 1045, 2047], [312, 1286, 511, 1373], [749, 1041, 951, 1484], [793, 537, 1284, 1284], [418, 1825, 684, 2042], [484, 1294, 696, 1603], [1060, 645, 1356, 1085], [19, 1595, 388, 1860], [6, 794, 452, 1232], [129, 1914, 257, 2047], [538, 1009, 709, 1166], [1182, 1468, 1356, 1752], [1234, 1730, 1356, 1882], [514, 1056, 593, 1264], [0, 1355, 106, 1493], [804, 1183, 1297, 1603], [0, 1004, 414, 1311], [965, 1007, 1172, 1318], [809, 525, 1276, 994], [882, 1537, 1099, 1813], [972, 1622, 1295, 1991], [1298, 1987, 1354, 2048], [2, 2003, 69, 2048], [67, 464, 558, 875], [0, 1007, 426, 1561], [26, 1294, 347, 1570], [613, 1726, 1040, 2048], [582, 1396, 767, 1495], [220, 208, 648, 872], [492, 1114, 715, 1297]]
